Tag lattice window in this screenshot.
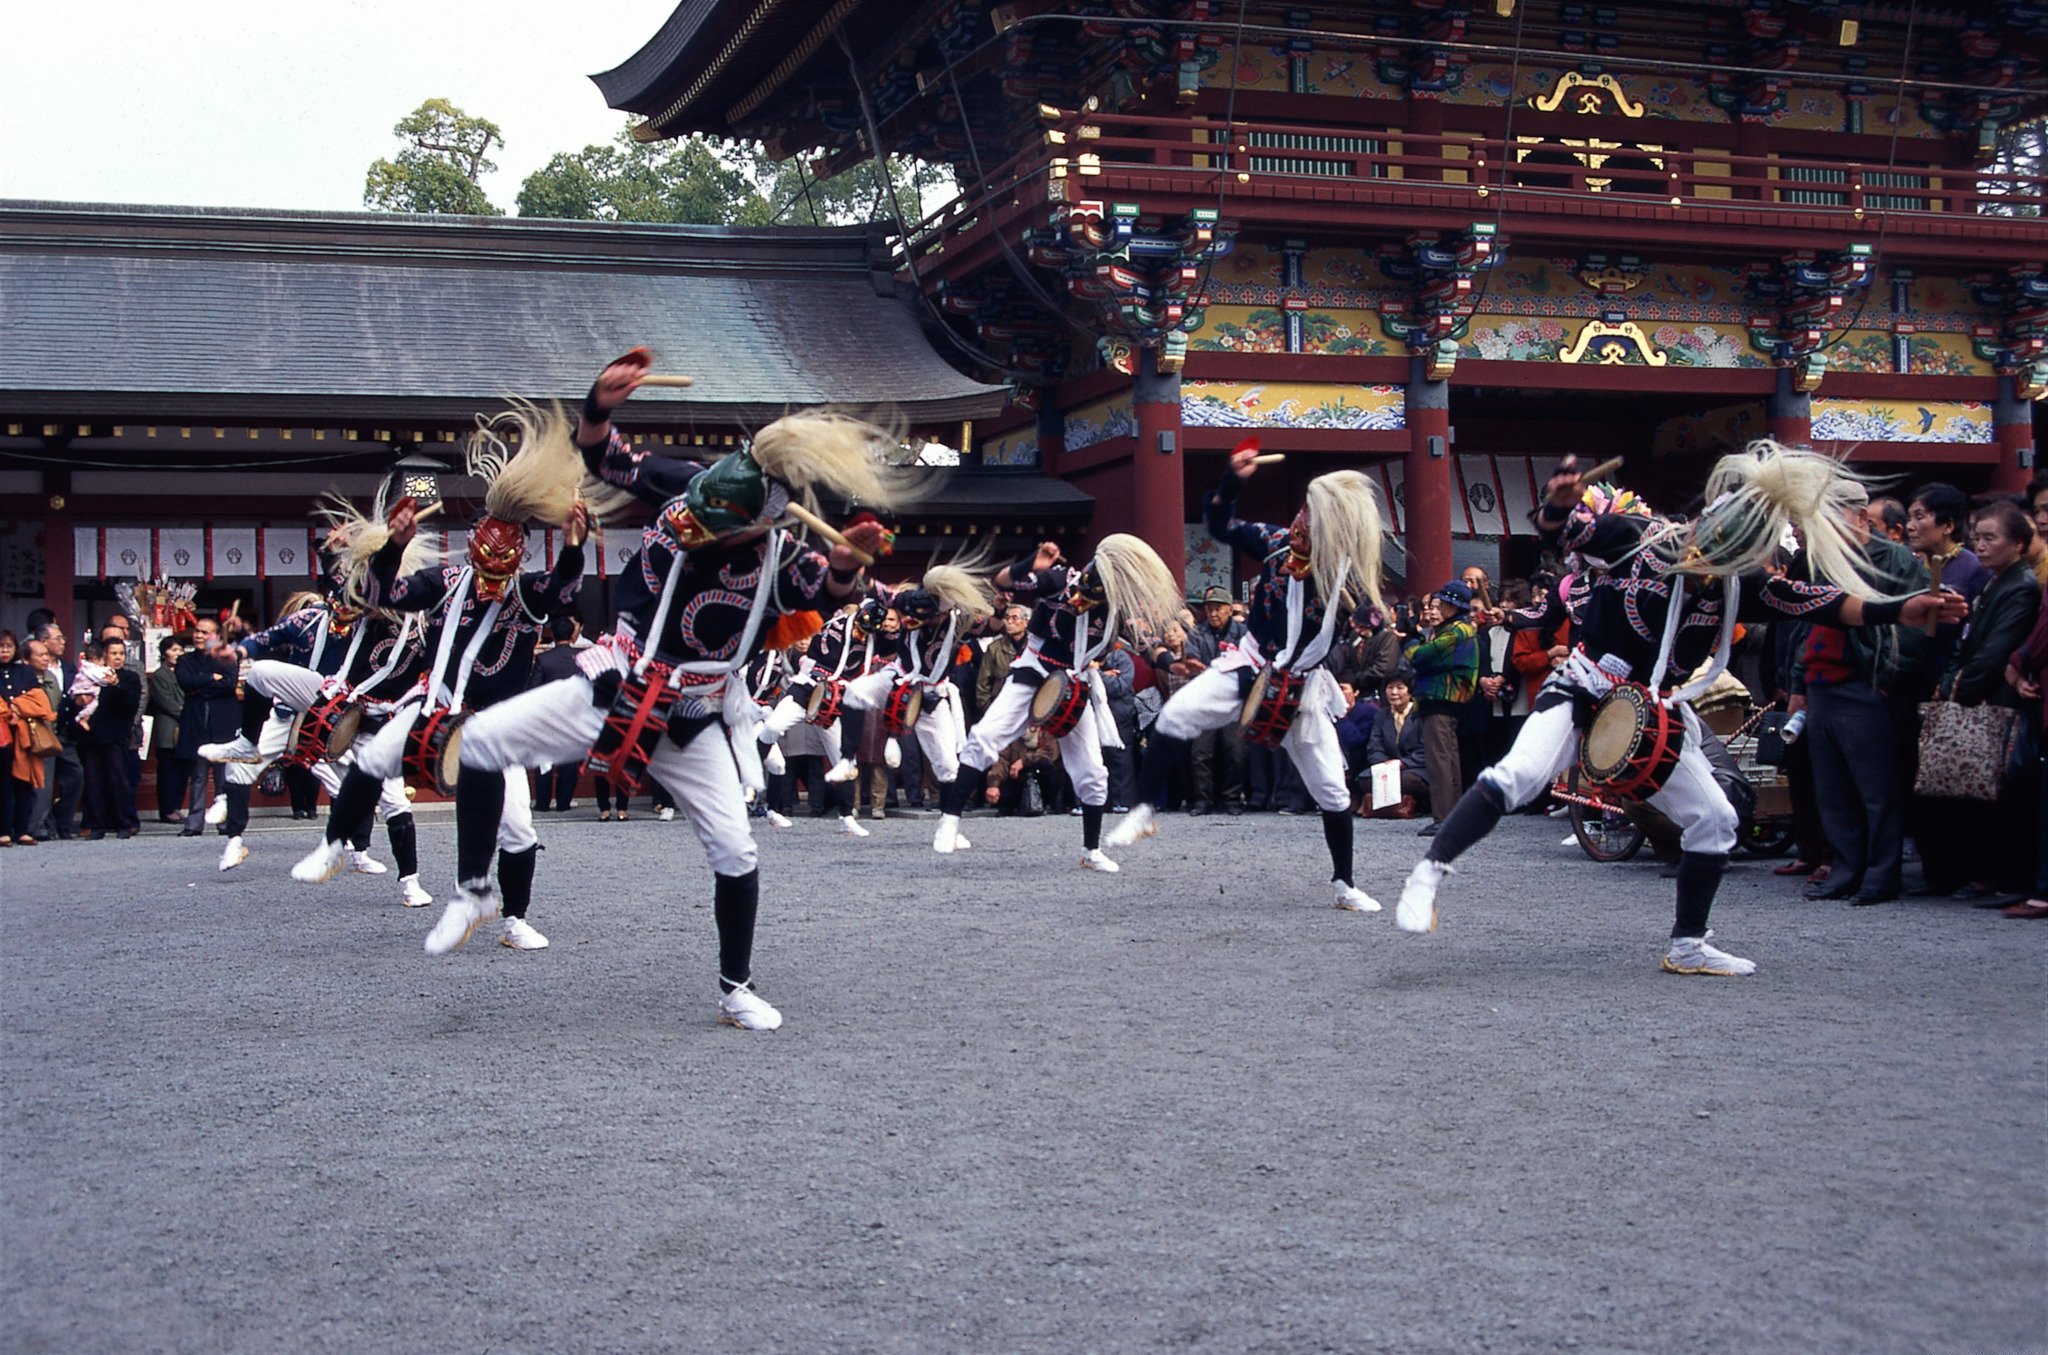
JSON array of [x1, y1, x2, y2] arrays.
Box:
[[1780, 164, 1848, 206], [1220, 131, 1387, 179]]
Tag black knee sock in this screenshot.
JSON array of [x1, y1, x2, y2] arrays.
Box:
[[1082, 803, 1104, 850], [714, 870, 760, 992], [223, 783, 252, 837], [454, 771, 505, 888], [1138, 734, 1187, 808], [939, 774, 974, 817], [240, 691, 271, 742], [835, 779, 855, 816], [350, 805, 375, 852], [385, 812, 418, 877], [1426, 780, 1507, 865], [1321, 809, 1354, 885], [1672, 852, 1727, 938], [325, 768, 381, 845], [497, 844, 538, 919]]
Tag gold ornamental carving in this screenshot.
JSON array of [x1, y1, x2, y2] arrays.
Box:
[[1531, 71, 1646, 118], [1558, 320, 1668, 366]]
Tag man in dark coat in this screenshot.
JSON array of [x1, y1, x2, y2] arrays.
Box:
[[79, 637, 143, 838], [174, 617, 243, 835]]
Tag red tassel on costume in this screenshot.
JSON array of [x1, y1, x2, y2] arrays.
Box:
[[762, 611, 823, 652]]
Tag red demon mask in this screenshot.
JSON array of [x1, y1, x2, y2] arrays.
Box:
[[468, 515, 526, 599], [1284, 505, 1312, 579]]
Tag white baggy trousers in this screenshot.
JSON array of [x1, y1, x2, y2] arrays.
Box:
[[1154, 664, 1352, 814]]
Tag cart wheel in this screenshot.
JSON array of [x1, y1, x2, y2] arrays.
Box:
[[1737, 818, 1795, 858], [1567, 768, 1645, 863]]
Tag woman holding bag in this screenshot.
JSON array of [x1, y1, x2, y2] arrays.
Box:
[[1917, 502, 2041, 900], [3, 633, 61, 846]]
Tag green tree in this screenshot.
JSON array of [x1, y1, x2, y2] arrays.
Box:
[[516, 127, 954, 227], [364, 98, 505, 216]]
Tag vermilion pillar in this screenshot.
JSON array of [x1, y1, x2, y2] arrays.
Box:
[[43, 472, 75, 632], [1405, 355, 1453, 594], [1992, 373, 2033, 494], [1768, 367, 1811, 447], [1131, 348, 1186, 581]]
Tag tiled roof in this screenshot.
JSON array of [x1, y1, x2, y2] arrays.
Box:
[[0, 202, 1008, 426]]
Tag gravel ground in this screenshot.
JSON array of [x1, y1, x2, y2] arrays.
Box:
[[3, 806, 2042, 1354]]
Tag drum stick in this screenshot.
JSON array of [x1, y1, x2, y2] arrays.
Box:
[[412, 501, 444, 523], [785, 501, 875, 567], [636, 374, 696, 388], [1252, 453, 1286, 465], [1922, 554, 1944, 637], [1579, 455, 1625, 483]]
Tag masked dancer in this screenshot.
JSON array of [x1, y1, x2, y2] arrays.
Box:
[[290, 405, 590, 958], [444, 352, 898, 1030], [199, 526, 434, 903], [1107, 441, 1388, 911], [755, 595, 893, 835], [843, 558, 993, 847], [932, 534, 1180, 871], [1391, 443, 1967, 975]]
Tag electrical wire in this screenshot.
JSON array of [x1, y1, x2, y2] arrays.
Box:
[[1457, 0, 1532, 323], [1820, 0, 1918, 357], [836, 24, 1041, 382]]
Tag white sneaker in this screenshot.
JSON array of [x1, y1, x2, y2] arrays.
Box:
[[198, 735, 262, 764], [1396, 859, 1451, 933], [763, 745, 787, 776], [953, 834, 971, 851], [290, 839, 346, 883], [500, 917, 549, 950], [824, 757, 858, 784], [1561, 834, 1579, 847], [658, 806, 676, 822], [933, 814, 960, 854], [765, 809, 794, 828], [1082, 848, 1120, 873], [1334, 881, 1382, 912], [204, 793, 229, 826], [1103, 803, 1158, 849], [424, 887, 498, 956], [399, 875, 433, 908], [350, 850, 388, 875], [217, 836, 248, 872], [884, 738, 902, 769], [718, 983, 783, 1030], [1661, 935, 1756, 977], [839, 815, 870, 837]]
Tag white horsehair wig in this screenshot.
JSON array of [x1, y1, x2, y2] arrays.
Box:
[[1304, 469, 1388, 613], [1090, 533, 1184, 639], [922, 541, 997, 622], [749, 410, 916, 513], [469, 401, 606, 526], [1654, 439, 1895, 600], [318, 487, 442, 609]]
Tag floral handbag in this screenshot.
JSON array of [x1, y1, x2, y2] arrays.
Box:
[[1914, 701, 2023, 802]]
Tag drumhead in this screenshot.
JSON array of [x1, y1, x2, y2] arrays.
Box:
[[900, 687, 924, 729], [1030, 675, 1064, 721], [806, 682, 830, 717], [1583, 693, 1645, 779], [326, 706, 363, 759], [438, 721, 464, 790], [1239, 670, 1270, 728]]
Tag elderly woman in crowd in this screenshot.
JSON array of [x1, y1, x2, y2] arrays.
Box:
[[4, 635, 59, 846], [2004, 490, 2048, 919], [1362, 672, 1429, 819], [1917, 501, 2042, 902]]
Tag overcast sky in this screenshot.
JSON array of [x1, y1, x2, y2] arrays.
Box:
[[1, 0, 684, 213]]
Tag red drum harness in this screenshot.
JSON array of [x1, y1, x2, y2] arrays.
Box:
[[881, 680, 925, 736], [1578, 681, 1682, 798], [1237, 666, 1307, 748], [403, 704, 470, 795], [804, 676, 845, 726], [1028, 669, 1089, 738], [281, 689, 364, 768]]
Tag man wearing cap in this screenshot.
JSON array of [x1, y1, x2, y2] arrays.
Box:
[[1184, 584, 1248, 814], [1401, 583, 1481, 834]]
